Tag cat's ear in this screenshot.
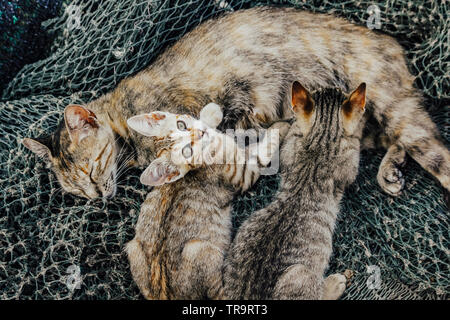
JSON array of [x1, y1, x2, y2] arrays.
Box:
[[22, 137, 52, 159], [127, 112, 169, 137], [64, 105, 99, 144], [291, 81, 315, 135], [140, 156, 187, 186], [342, 83, 366, 134], [200, 103, 223, 128]]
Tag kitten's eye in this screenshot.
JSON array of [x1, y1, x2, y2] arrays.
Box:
[[177, 120, 187, 131], [182, 144, 193, 158]]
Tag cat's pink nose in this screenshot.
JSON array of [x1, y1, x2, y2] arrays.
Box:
[[193, 129, 204, 140]]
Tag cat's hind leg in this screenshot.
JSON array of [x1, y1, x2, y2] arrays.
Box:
[[322, 273, 347, 300], [403, 134, 450, 191], [272, 264, 322, 300], [125, 239, 154, 299], [374, 94, 450, 193], [175, 240, 225, 299]]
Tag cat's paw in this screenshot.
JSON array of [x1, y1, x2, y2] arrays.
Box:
[[322, 273, 346, 300], [200, 103, 223, 128], [377, 164, 405, 196]]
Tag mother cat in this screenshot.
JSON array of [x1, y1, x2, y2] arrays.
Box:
[[23, 7, 449, 198]]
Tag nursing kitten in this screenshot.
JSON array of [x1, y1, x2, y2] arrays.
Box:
[[23, 7, 449, 199], [125, 104, 287, 299], [223, 82, 366, 300]]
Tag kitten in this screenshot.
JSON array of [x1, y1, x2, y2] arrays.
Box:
[[23, 7, 449, 199], [125, 104, 287, 299], [223, 82, 367, 300]]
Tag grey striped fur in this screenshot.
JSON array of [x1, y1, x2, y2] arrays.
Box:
[[223, 83, 366, 299], [23, 7, 449, 200], [126, 114, 287, 299]]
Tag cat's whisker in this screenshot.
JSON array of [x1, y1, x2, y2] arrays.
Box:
[[115, 148, 137, 178], [115, 157, 136, 182], [116, 147, 128, 164], [116, 154, 135, 174], [49, 186, 65, 199], [116, 165, 133, 182]]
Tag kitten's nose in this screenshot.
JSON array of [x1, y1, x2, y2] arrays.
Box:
[[193, 129, 204, 140]]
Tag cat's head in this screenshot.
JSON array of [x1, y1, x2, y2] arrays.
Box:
[[290, 81, 366, 139], [127, 103, 223, 186], [23, 105, 119, 199], [289, 81, 366, 184]]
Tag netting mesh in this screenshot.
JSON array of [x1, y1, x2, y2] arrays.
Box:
[[0, 0, 448, 300]]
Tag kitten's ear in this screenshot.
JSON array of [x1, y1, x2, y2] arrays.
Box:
[[127, 112, 169, 137], [64, 105, 99, 144], [291, 81, 315, 135], [22, 137, 52, 159], [200, 103, 223, 128], [342, 83, 366, 134], [140, 156, 187, 186]]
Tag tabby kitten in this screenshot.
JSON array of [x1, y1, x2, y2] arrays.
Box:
[[223, 82, 366, 300], [125, 104, 287, 299], [23, 7, 449, 199]]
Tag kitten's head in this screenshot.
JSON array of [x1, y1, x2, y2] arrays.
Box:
[[127, 103, 223, 186], [23, 105, 119, 199], [289, 81, 366, 183], [290, 81, 366, 139]]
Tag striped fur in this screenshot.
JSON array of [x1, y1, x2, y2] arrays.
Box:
[[23, 6, 449, 199], [223, 84, 365, 299], [126, 110, 287, 299]]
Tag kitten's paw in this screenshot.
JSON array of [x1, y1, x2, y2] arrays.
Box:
[[377, 164, 405, 196], [322, 273, 346, 300], [200, 103, 223, 128]]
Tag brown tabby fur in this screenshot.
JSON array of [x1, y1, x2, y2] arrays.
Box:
[[23, 7, 449, 199], [126, 118, 287, 299]]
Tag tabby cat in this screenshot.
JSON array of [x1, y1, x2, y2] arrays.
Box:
[[125, 103, 287, 299], [223, 81, 366, 300], [23, 7, 449, 199]]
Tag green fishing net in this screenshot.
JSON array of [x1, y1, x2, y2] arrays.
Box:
[[0, 0, 448, 300]]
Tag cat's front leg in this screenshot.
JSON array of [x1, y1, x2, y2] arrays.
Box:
[[175, 239, 225, 299]]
